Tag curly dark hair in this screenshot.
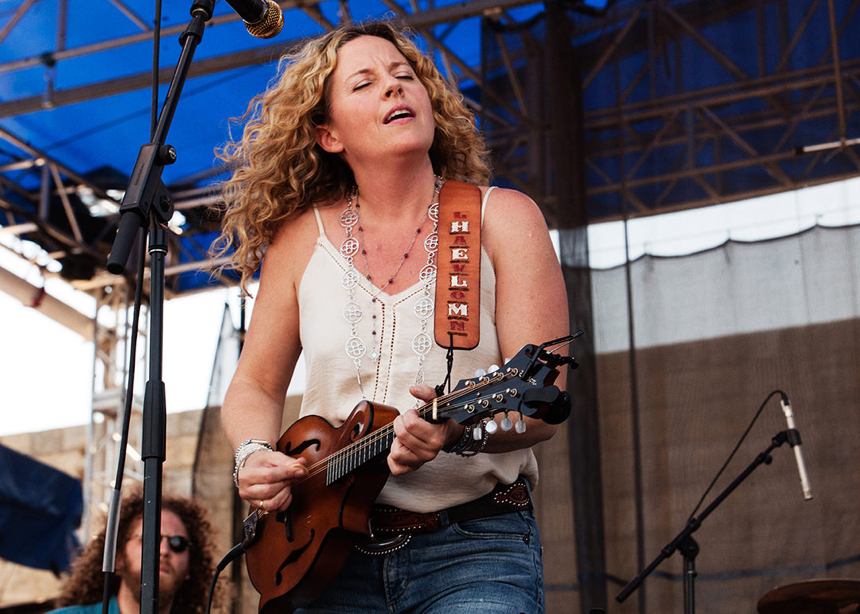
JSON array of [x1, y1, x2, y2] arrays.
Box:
[[54, 490, 221, 613]]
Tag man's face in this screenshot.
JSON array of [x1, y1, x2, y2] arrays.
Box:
[[116, 509, 192, 605]]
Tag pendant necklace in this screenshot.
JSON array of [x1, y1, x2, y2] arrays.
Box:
[[339, 177, 444, 396]]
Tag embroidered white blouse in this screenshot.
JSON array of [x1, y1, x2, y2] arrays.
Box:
[[298, 187, 538, 513]]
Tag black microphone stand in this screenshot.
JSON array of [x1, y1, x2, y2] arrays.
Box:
[[105, 2, 214, 613], [616, 429, 793, 614]]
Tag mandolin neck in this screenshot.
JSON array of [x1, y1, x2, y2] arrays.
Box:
[[324, 422, 396, 485], [322, 378, 503, 485]]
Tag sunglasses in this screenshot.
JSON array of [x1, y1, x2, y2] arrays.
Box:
[[133, 533, 191, 554]]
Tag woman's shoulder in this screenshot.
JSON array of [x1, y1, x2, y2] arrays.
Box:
[[481, 186, 547, 234], [271, 197, 341, 245], [480, 185, 539, 210], [263, 198, 341, 282], [478, 185, 553, 265]]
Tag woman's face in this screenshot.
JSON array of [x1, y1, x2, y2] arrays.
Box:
[[315, 35, 436, 168]]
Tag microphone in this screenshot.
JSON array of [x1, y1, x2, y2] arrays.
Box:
[[225, 0, 284, 39], [779, 393, 813, 501]]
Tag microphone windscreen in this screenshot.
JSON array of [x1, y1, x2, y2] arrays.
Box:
[[245, 0, 283, 39]]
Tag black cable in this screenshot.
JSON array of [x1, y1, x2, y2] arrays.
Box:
[[100, 5, 162, 612], [206, 509, 266, 614], [206, 543, 246, 614], [100, 221, 147, 613], [685, 389, 786, 523]]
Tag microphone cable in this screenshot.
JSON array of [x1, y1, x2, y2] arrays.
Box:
[[206, 509, 266, 614], [205, 543, 246, 614], [685, 389, 785, 524]]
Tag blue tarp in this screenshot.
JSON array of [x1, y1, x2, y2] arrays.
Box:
[[0, 443, 82, 574]]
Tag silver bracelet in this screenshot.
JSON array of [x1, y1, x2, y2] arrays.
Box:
[[233, 439, 273, 488]]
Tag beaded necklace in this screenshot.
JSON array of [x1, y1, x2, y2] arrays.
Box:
[[339, 177, 443, 397]]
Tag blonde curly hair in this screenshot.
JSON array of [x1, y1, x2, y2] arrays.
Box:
[[212, 20, 491, 293]]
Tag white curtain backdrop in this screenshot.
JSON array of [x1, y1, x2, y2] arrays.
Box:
[[571, 223, 860, 613]]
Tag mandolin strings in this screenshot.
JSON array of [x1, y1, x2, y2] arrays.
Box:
[[295, 371, 509, 485]]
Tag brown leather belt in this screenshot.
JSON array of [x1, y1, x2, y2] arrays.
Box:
[[369, 477, 533, 536]]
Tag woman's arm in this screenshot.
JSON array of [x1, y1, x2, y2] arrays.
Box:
[[221, 214, 315, 511], [467, 186, 570, 452]]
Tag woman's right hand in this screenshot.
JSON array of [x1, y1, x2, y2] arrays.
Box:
[[237, 450, 308, 513]]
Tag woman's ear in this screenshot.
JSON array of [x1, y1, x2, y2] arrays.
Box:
[[315, 124, 344, 154]]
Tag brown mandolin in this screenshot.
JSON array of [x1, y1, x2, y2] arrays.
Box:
[[244, 334, 580, 613]]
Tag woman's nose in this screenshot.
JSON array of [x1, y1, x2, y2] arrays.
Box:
[[384, 77, 402, 98]]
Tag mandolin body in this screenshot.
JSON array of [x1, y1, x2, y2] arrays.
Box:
[[241, 336, 577, 613], [245, 400, 399, 613]]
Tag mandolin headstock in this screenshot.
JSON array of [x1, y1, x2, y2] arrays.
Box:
[[429, 332, 582, 429]]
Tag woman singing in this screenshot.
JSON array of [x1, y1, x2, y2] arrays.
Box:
[[215, 20, 569, 613]]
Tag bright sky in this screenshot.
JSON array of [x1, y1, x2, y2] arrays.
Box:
[[0, 264, 231, 436], [1, 178, 859, 437]]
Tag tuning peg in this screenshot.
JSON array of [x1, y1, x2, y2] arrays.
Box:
[[474, 368, 486, 378], [472, 424, 483, 441], [515, 419, 526, 434], [556, 356, 579, 369], [488, 364, 500, 373], [485, 420, 499, 435], [500, 412, 513, 431]]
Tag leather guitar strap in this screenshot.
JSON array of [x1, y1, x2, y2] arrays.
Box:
[[434, 180, 482, 350]]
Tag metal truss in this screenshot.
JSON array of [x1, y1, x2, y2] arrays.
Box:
[[3, 0, 858, 288], [0, 0, 537, 117], [83, 282, 146, 537], [481, 0, 860, 227]]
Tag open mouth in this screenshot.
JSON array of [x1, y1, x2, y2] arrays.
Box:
[[384, 106, 415, 124]]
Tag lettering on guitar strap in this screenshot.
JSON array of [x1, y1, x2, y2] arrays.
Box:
[[435, 181, 481, 350]]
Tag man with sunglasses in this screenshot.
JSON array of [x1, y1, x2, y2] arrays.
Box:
[[49, 490, 221, 614]]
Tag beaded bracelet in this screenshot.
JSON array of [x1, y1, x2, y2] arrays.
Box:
[[457, 419, 490, 457], [233, 439, 273, 488], [445, 425, 474, 455]]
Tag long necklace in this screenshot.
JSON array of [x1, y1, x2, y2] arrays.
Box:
[[339, 177, 443, 396], [356, 201, 424, 301]]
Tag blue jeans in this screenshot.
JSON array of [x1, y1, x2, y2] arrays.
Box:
[[295, 510, 545, 614]]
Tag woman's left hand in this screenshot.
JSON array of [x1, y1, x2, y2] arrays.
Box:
[[387, 385, 463, 475]]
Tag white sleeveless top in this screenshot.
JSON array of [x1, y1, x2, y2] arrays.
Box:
[[297, 187, 538, 513]]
